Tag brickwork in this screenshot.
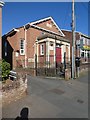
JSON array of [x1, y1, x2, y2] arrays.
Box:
[[0, 7, 2, 60], [62, 30, 80, 59], [2, 17, 70, 69], [35, 19, 60, 34]]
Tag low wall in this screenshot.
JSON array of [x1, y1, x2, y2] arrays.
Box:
[[15, 63, 89, 79], [80, 63, 89, 72], [15, 68, 36, 76], [65, 63, 89, 80], [1, 74, 27, 106]]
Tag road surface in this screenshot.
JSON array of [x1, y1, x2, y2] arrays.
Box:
[[2, 72, 88, 118]]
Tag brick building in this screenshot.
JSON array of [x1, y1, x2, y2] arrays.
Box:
[[0, 1, 4, 60], [62, 29, 90, 63], [2, 17, 70, 69]]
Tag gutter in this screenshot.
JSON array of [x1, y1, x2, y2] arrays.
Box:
[[5, 28, 19, 37]]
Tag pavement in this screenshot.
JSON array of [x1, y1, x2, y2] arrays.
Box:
[[2, 72, 88, 118]]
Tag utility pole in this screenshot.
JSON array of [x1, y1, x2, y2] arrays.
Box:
[[72, 0, 75, 79]]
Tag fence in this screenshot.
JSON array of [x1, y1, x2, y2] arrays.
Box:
[[15, 55, 70, 77], [15, 55, 89, 77]]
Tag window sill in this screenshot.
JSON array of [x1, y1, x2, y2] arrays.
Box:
[[40, 54, 44, 56], [20, 54, 25, 56]]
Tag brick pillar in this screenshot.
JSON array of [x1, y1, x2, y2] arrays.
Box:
[[0, 1, 4, 60]]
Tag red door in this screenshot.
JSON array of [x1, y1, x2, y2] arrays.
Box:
[[56, 47, 62, 63]]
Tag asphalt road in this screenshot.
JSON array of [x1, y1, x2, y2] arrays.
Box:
[[2, 72, 88, 118]]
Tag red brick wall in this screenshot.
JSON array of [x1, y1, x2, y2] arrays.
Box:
[[7, 28, 25, 68], [50, 50, 54, 63], [25, 27, 47, 68], [3, 19, 65, 69], [0, 7, 2, 60], [38, 42, 46, 63], [62, 30, 81, 60], [35, 19, 61, 34], [26, 28, 40, 58]]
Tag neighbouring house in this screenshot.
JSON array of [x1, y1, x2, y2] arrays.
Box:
[[2, 17, 70, 70], [0, 1, 4, 60], [0, 1, 4, 81], [62, 29, 90, 63]]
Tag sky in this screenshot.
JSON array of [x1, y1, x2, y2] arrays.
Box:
[[2, 2, 88, 36]]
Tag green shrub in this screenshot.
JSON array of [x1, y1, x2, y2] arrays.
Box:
[[0, 59, 10, 80]]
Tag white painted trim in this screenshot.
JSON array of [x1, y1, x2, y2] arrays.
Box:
[[62, 29, 80, 34], [61, 45, 63, 63], [53, 41, 56, 64], [40, 43, 44, 55], [50, 17, 65, 37], [37, 42, 39, 63], [14, 28, 19, 32], [20, 39, 25, 55], [31, 24, 63, 37], [30, 16, 52, 25], [62, 29, 89, 38], [38, 39, 47, 43], [5, 28, 19, 36], [30, 16, 65, 37], [38, 38, 69, 46], [46, 40, 50, 66], [0, 1, 4, 7]]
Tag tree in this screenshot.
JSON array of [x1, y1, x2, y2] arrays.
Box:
[[0, 59, 10, 80]]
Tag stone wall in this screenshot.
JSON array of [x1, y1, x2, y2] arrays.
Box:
[[64, 63, 89, 80], [1, 74, 28, 106]]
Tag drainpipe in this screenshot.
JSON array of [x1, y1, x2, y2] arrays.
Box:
[[35, 39, 38, 76], [55, 36, 56, 75], [24, 26, 27, 68]]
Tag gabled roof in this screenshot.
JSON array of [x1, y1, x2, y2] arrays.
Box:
[[37, 33, 70, 43], [30, 16, 51, 25], [5, 28, 19, 37], [62, 29, 90, 39], [4, 17, 65, 37], [30, 16, 65, 37], [30, 24, 63, 37], [0, 1, 4, 7]]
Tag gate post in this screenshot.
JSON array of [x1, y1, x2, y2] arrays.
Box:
[[64, 52, 66, 71], [35, 54, 37, 76]]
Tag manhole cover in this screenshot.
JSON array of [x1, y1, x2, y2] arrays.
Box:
[[77, 99, 84, 104], [50, 88, 65, 95]]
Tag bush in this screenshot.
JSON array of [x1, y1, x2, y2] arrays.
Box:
[[0, 59, 10, 80]]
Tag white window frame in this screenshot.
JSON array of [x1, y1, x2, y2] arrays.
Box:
[[81, 51, 84, 58], [40, 44, 44, 55], [20, 39, 25, 55], [50, 42, 54, 50], [83, 38, 85, 44]]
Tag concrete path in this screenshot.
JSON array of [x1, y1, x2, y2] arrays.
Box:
[[2, 72, 88, 118]]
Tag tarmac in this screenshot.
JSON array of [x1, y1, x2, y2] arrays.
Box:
[[2, 71, 88, 118]]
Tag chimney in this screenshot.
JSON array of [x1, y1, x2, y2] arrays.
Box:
[[0, 1, 4, 60]]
